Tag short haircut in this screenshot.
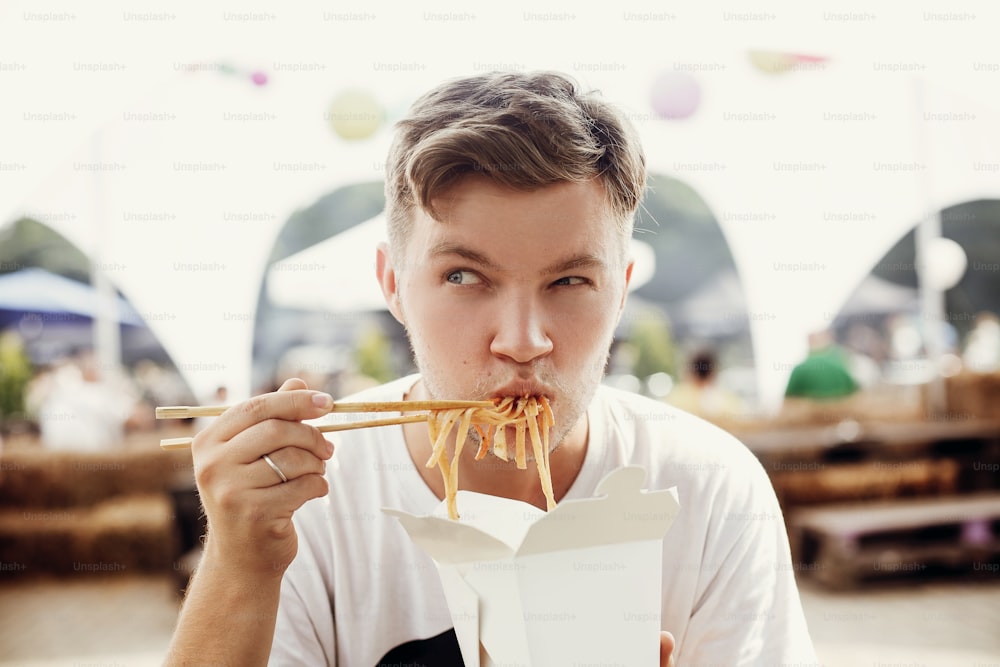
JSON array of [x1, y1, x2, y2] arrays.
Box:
[[384, 71, 646, 256]]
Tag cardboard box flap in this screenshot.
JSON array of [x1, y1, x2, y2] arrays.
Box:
[[385, 466, 678, 561], [436, 490, 545, 549], [517, 466, 679, 557], [382, 508, 515, 564]]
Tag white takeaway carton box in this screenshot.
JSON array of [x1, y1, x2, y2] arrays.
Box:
[[384, 466, 680, 667]]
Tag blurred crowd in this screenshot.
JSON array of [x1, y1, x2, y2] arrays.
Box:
[[0, 330, 386, 454], [20, 349, 194, 452], [662, 310, 1000, 424]]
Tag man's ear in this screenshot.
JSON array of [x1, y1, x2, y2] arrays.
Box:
[[616, 259, 635, 325], [376, 242, 405, 325]]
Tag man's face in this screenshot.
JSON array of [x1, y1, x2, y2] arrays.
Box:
[[377, 176, 633, 451]]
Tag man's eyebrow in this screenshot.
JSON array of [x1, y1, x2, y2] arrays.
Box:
[[543, 254, 608, 274], [430, 242, 608, 274], [428, 243, 503, 272]]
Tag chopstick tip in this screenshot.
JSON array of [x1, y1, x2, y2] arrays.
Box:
[[155, 406, 191, 419]]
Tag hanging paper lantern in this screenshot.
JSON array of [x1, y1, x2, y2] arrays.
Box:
[[327, 88, 385, 141], [922, 237, 967, 291], [650, 70, 701, 120], [749, 51, 828, 75], [182, 61, 270, 87]]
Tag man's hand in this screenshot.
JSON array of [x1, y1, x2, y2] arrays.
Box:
[[192, 377, 335, 577], [660, 631, 677, 667], [165, 378, 336, 667]]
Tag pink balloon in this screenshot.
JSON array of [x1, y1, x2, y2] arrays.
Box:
[[650, 70, 701, 120], [250, 71, 268, 86]]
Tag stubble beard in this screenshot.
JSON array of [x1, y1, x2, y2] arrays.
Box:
[[407, 329, 612, 463]]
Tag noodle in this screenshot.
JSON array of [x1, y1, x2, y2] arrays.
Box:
[[424, 397, 556, 519]]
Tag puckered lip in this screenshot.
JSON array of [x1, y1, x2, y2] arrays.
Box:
[[489, 382, 552, 402]]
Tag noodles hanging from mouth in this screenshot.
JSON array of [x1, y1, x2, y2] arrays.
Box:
[[424, 397, 555, 519]]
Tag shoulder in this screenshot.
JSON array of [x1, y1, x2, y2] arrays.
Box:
[[593, 385, 772, 510], [595, 384, 755, 463]]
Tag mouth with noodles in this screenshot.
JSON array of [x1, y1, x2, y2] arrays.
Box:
[[424, 394, 556, 520]]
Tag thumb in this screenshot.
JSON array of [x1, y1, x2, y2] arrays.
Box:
[[277, 377, 308, 392], [660, 631, 676, 667]]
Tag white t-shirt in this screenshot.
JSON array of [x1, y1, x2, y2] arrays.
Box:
[[270, 375, 817, 666]]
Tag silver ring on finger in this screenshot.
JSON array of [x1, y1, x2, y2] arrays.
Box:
[[261, 454, 288, 483]]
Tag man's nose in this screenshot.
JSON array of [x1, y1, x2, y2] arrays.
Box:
[[489, 294, 554, 364]]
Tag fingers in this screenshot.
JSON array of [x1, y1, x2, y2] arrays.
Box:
[[211, 384, 333, 443], [215, 415, 333, 466], [659, 631, 676, 667], [255, 446, 328, 487], [186, 378, 336, 577], [190, 377, 334, 466], [275, 470, 330, 509], [277, 377, 308, 392]]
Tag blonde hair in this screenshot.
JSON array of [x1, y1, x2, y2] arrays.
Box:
[[384, 71, 646, 255]]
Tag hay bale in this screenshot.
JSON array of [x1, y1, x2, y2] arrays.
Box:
[[0, 446, 193, 509], [0, 493, 177, 577]]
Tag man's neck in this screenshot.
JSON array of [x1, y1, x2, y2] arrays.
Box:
[[401, 379, 590, 511]]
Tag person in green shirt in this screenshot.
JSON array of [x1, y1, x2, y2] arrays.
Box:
[[784, 329, 859, 400]]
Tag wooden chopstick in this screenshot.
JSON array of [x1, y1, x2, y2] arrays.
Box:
[[155, 399, 495, 420], [159, 413, 432, 450], [155, 399, 496, 450]]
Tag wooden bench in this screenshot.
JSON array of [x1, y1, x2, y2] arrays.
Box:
[[788, 493, 1000, 588]]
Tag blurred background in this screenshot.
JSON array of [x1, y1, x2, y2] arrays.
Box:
[[1, 1, 999, 665]]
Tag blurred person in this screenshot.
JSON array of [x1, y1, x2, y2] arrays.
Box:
[[165, 71, 816, 667], [34, 348, 141, 452], [784, 329, 860, 401], [666, 348, 745, 420], [962, 311, 1000, 373]]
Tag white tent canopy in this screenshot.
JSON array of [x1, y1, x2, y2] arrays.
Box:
[[3, 3, 1000, 409]]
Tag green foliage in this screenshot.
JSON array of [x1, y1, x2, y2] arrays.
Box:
[[354, 325, 394, 384], [628, 307, 677, 379], [0, 331, 33, 423]]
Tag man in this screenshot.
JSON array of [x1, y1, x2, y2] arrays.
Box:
[[667, 348, 746, 421], [784, 329, 860, 401], [165, 71, 817, 666]]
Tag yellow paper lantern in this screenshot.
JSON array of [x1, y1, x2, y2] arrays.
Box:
[[748, 50, 828, 75], [327, 88, 385, 141], [748, 51, 798, 75]]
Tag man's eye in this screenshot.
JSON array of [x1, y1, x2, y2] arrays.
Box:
[[446, 270, 481, 285], [553, 276, 588, 286]]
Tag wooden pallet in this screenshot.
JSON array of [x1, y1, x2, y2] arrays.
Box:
[[788, 493, 1000, 588]]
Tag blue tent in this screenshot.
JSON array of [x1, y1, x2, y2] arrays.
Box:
[[0, 268, 144, 328]]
